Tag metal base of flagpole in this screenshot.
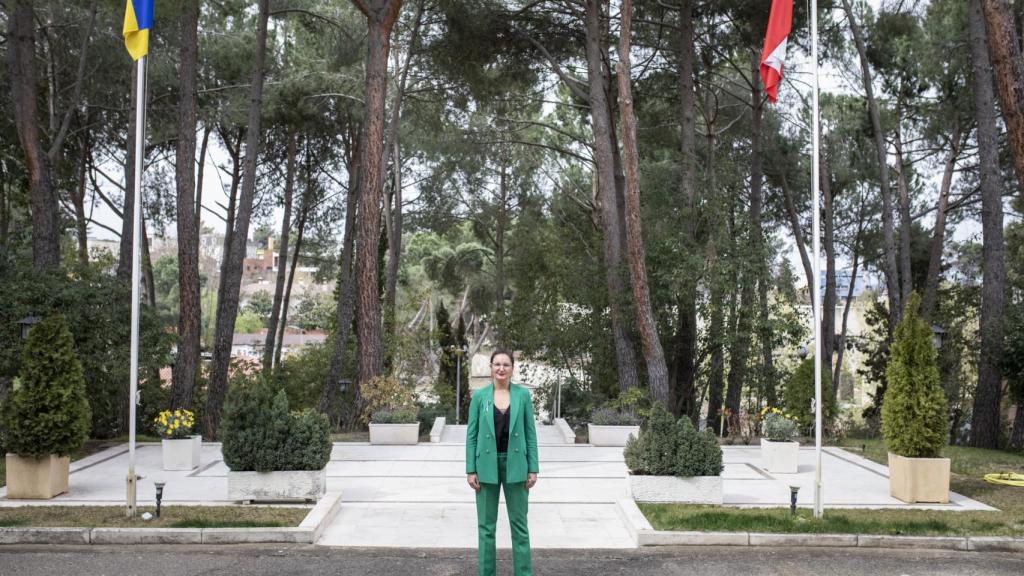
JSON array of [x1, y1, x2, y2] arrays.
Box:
[[126, 473, 137, 518], [814, 481, 823, 518]]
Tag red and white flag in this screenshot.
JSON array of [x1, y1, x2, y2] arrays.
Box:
[[759, 0, 793, 103]]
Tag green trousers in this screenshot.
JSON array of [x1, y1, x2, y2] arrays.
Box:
[[476, 453, 532, 576]]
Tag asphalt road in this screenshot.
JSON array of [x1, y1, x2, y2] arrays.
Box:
[[1, 545, 1022, 576]]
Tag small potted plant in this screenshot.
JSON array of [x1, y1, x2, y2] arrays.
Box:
[[154, 408, 201, 471], [624, 403, 723, 504], [760, 407, 799, 473], [587, 407, 641, 447], [882, 293, 950, 503], [1, 314, 91, 499], [369, 407, 421, 445], [361, 376, 420, 445], [221, 384, 331, 502]]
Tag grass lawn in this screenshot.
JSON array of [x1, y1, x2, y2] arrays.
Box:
[[0, 505, 309, 528], [641, 439, 1024, 537]]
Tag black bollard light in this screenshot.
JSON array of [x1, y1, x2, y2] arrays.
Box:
[[789, 485, 800, 516], [154, 481, 166, 518]]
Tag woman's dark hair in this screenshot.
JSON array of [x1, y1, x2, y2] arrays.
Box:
[[490, 348, 515, 366]]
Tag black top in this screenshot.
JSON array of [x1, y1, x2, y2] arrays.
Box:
[[494, 404, 510, 453]]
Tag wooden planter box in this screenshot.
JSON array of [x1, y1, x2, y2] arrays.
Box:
[[627, 473, 723, 505], [587, 424, 640, 447], [162, 436, 202, 471], [888, 452, 950, 503], [760, 438, 800, 474], [369, 423, 419, 445], [5, 453, 70, 499], [227, 468, 326, 502]]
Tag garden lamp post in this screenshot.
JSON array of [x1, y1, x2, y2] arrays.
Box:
[[16, 316, 41, 340]]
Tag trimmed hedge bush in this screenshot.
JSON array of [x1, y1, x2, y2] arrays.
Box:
[[784, 358, 836, 435], [220, 383, 330, 472], [624, 403, 722, 477], [1, 314, 91, 457], [371, 407, 419, 424], [881, 294, 948, 458]]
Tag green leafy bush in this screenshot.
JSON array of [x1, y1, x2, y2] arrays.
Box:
[[784, 358, 836, 435], [1, 314, 91, 457], [220, 383, 330, 472], [761, 408, 799, 442], [624, 403, 722, 477], [881, 294, 948, 458], [589, 407, 641, 426], [371, 407, 420, 424]]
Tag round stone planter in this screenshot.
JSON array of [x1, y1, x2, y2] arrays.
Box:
[[162, 435, 201, 471], [627, 473, 723, 504], [369, 422, 420, 445], [587, 424, 640, 447], [760, 438, 799, 474]]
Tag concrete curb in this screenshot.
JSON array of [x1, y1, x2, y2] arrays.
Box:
[[614, 499, 1023, 552], [0, 491, 343, 546]]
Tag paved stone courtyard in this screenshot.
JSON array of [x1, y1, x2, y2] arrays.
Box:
[[0, 424, 994, 548]]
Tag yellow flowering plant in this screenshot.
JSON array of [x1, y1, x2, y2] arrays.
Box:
[[154, 408, 196, 440], [760, 407, 799, 442]]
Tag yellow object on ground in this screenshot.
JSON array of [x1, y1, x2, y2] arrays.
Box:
[[983, 473, 1024, 487]]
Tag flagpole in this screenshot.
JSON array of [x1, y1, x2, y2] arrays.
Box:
[[127, 53, 148, 518], [811, 0, 824, 519]]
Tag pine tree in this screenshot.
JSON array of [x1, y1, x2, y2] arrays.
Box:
[[1, 314, 91, 457], [882, 293, 948, 458]]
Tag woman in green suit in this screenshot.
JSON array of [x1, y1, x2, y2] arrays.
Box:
[[466, 349, 539, 576]]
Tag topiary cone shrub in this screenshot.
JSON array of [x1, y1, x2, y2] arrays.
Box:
[[1, 314, 91, 457], [220, 383, 330, 472], [783, 358, 835, 436], [624, 403, 722, 477], [881, 293, 948, 459]]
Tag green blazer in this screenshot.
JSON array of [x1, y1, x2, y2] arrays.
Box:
[[465, 383, 539, 484]]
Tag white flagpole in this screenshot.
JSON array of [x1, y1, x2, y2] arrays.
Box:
[[127, 54, 148, 518], [811, 0, 824, 519]]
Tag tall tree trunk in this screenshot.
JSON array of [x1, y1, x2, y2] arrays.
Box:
[[969, 0, 1006, 450], [834, 205, 866, 391], [195, 125, 211, 235], [142, 214, 156, 308], [672, 0, 698, 419], [749, 52, 774, 407], [921, 126, 962, 321], [171, 0, 202, 410], [821, 149, 837, 395], [275, 208, 307, 369], [8, 1, 61, 271], [118, 73, 139, 282], [205, 0, 272, 439], [263, 128, 297, 372], [73, 131, 90, 265], [842, 0, 901, 331], [617, 0, 670, 404], [980, 0, 1024, 197], [352, 0, 405, 386], [321, 164, 360, 423], [893, 125, 913, 304], [582, 0, 641, 392], [494, 161, 508, 319]]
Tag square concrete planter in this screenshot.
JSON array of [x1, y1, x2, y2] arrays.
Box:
[[369, 422, 419, 445], [588, 424, 640, 447], [627, 473, 723, 505], [888, 452, 950, 503], [5, 453, 70, 499], [227, 468, 326, 502], [760, 438, 799, 474], [162, 436, 202, 471]]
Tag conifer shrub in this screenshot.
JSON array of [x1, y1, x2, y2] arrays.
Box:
[[784, 358, 836, 435], [1, 314, 91, 457], [624, 403, 722, 477], [221, 383, 330, 472], [881, 294, 948, 458]]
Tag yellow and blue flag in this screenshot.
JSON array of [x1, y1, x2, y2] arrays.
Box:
[[123, 0, 154, 60]]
